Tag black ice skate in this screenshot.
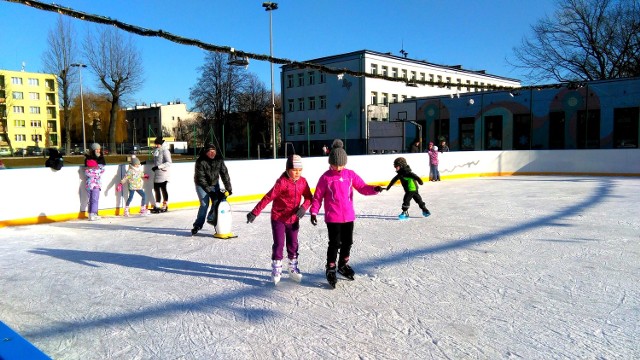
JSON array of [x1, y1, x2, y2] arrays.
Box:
[[326, 264, 337, 289], [337, 263, 355, 280]]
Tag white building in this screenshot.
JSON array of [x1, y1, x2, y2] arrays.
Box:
[[281, 50, 520, 155], [124, 101, 198, 146]]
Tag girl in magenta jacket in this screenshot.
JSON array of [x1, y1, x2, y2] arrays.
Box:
[[310, 139, 382, 288], [246, 155, 313, 285]]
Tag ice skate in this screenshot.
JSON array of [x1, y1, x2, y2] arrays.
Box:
[[398, 210, 409, 220], [325, 264, 337, 289], [140, 207, 150, 216], [123, 207, 130, 217], [272, 260, 283, 285], [190, 225, 201, 236], [422, 209, 431, 217], [288, 258, 302, 282], [337, 263, 355, 280], [161, 201, 168, 213]]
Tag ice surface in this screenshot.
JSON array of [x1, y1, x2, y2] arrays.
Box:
[[1, 176, 638, 359]]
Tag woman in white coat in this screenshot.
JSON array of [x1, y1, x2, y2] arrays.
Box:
[[150, 136, 172, 212]]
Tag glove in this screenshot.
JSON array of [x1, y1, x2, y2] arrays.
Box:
[[296, 206, 306, 219], [143, 174, 149, 179], [246, 212, 256, 224], [226, 190, 232, 196], [310, 214, 317, 226], [116, 183, 123, 192], [151, 166, 159, 171], [374, 186, 383, 193]]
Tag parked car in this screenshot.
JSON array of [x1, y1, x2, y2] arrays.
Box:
[[0, 147, 11, 156], [26, 146, 44, 156], [14, 148, 26, 156]]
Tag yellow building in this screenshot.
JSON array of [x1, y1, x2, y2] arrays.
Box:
[[0, 69, 60, 155]]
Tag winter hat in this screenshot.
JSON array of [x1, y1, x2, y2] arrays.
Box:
[[91, 143, 101, 150], [154, 136, 165, 145], [86, 159, 98, 168], [286, 154, 303, 170], [433, 146, 438, 151], [328, 139, 347, 167], [393, 157, 407, 168], [131, 157, 141, 166], [205, 143, 216, 151], [428, 142, 434, 147]]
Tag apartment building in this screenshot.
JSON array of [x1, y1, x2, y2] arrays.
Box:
[[124, 101, 198, 146], [281, 50, 520, 155], [0, 69, 60, 155]]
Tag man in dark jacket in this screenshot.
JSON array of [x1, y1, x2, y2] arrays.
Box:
[[191, 143, 233, 235]]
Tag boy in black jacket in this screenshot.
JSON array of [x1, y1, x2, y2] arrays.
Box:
[[385, 157, 431, 219]]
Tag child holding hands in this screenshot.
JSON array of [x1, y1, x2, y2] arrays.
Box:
[[310, 139, 383, 288], [246, 155, 313, 284]]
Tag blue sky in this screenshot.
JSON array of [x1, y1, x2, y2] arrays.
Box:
[[0, 0, 557, 109]]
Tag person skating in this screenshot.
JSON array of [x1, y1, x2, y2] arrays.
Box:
[[191, 143, 232, 236], [150, 136, 172, 213], [84, 159, 105, 221], [246, 154, 313, 284], [117, 157, 150, 217], [385, 157, 431, 220], [310, 139, 383, 288]]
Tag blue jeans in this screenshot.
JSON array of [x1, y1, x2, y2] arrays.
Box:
[[126, 189, 146, 206], [193, 185, 221, 229], [429, 164, 440, 181]]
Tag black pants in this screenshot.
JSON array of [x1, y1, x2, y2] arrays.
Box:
[[154, 181, 169, 203], [326, 222, 354, 266], [402, 191, 427, 212]]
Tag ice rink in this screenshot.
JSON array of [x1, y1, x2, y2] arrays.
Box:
[[1, 176, 638, 359]]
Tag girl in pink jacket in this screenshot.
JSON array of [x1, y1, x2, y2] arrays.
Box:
[[310, 139, 382, 288], [246, 155, 313, 285]]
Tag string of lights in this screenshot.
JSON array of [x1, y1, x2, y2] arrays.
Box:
[[6, 0, 569, 92]]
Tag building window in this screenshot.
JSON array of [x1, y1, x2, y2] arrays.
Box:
[[429, 74, 434, 86], [391, 94, 398, 103], [309, 120, 316, 134], [370, 64, 378, 75], [288, 99, 294, 112], [446, 77, 452, 89], [410, 71, 416, 81], [613, 107, 639, 148], [297, 73, 304, 87], [308, 71, 315, 85], [288, 122, 295, 135], [11, 77, 23, 85], [47, 108, 56, 118], [308, 97, 316, 110], [382, 93, 388, 106], [319, 96, 326, 109], [577, 109, 601, 149], [14, 120, 26, 127], [401, 95, 407, 102], [319, 120, 327, 134], [13, 106, 24, 113], [32, 92, 41, 101], [381, 66, 388, 77], [401, 69, 407, 79], [456, 78, 462, 90], [32, 134, 43, 142], [371, 92, 378, 105], [466, 80, 471, 92], [392, 68, 398, 78], [474, 81, 479, 92], [420, 73, 425, 81], [297, 98, 304, 111], [287, 74, 294, 88], [15, 134, 26, 141], [12, 91, 24, 99], [30, 120, 42, 127], [320, 73, 326, 84], [30, 106, 41, 114], [28, 78, 39, 86], [298, 121, 305, 135]]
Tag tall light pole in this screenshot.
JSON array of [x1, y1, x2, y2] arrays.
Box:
[[71, 63, 87, 151], [263, 2, 278, 159]]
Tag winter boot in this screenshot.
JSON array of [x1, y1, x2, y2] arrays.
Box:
[[338, 259, 355, 280], [271, 260, 283, 285], [325, 263, 337, 289], [150, 205, 161, 214], [123, 206, 130, 217], [288, 258, 302, 282], [398, 210, 410, 220], [161, 201, 168, 213]]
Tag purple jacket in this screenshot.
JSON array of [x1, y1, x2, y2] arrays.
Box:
[[428, 149, 439, 165], [310, 168, 378, 223]]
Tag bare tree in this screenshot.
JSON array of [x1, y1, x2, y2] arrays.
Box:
[[42, 16, 77, 151], [84, 27, 143, 151], [238, 73, 270, 112], [190, 52, 248, 144], [512, 0, 640, 83]]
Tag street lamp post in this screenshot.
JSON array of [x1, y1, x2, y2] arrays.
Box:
[[71, 63, 87, 152], [263, 2, 278, 159]]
